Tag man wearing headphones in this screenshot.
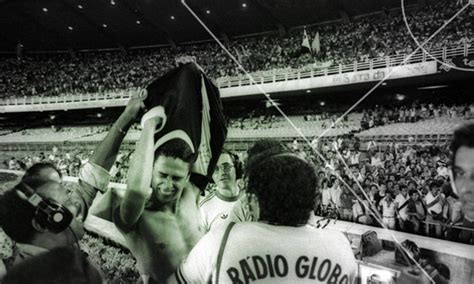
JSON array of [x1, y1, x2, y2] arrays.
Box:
[[0, 177, 85, 276], [199, 151, 243, 232]]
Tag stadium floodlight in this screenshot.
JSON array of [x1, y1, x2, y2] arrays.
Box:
[[68, 26, 73, 31], [242, 3, 247, 8], [206, 10, 210, 14], [42, 7, 48, 12], [170, 15, 175, 20], [136, 20, 141, 24], [417, 85, 448, 90], [102, 24, 107, 28], [110, 0, 116, 5], [78, 5, 83, 9], [395, 94, 406, 101]]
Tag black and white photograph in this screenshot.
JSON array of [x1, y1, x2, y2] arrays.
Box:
[[0, 0, 473, 283]]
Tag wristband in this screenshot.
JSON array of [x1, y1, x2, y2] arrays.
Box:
[[140, 106, 167, 132]]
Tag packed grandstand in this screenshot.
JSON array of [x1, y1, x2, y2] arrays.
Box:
[[0, 0, 473, 283]]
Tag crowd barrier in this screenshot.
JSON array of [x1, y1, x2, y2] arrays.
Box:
[[1, 169, 473, 283]]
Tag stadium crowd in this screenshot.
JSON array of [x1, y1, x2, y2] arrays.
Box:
[[1, 95, 473, 283], [0, 0, 473, 281], [0, 0, 472, 99], [229, 102, 474, 132], [4, 148, 132, 184], [4, 135, 474, 244], [360, 103, 474, 129], [307, 139, 473, 244], [1, 130, 473, 282]]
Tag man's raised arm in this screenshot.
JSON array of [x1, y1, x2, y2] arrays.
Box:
[[118, 107, 164, 228], [78, 96, 145, 209]]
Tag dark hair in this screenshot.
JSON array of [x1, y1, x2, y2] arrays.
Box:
[[430, 180, 441, 190], [433, 263, 450, 280], [245, 139, 288, 176], [2, 247, 103, 284], [155, 139, 197, 165], [24, 162, 62, 181], [0, 177, 51, 243], [386, 190, 395, 198], [247, 139, 286, 158], [450, 123, 474, 166], [247, 154, 318, 226], [441, 183, 458, 199], [409, 189, 418, 196]]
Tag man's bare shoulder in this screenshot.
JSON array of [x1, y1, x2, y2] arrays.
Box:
[[181, 182, 200, 200]]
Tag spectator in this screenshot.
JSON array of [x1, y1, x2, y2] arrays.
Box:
[[406, 190, 427, 235], [353, 194, 373, 225], [329, 178, 343, 213], [395, 185, 410, 231], [373, 183, 385, 207], [424, 180, 444, 238], [379, 191, 397, 229], [320, 178, 331, 215], [199, 151, 243, 233], [7, 158, 16, 170], [340, 186, 354, 221]]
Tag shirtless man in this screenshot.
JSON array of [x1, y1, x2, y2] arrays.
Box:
[[113, 110, 203, 283]]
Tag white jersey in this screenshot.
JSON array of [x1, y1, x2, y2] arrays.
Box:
[[199, 191, 240, 232], [228, 194, 259, 223], [424, 192, 442, 214], [395, 194, 409, 220], [172, 222, 357, 284]]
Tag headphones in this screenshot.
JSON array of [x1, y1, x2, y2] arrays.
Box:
[[15, 182, 73, 234]]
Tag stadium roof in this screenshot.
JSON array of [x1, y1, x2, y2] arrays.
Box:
[[0, 0, 417, 52]]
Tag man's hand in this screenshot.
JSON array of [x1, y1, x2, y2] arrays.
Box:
[[141, 106, 166, 131], [122, 94, 146, 123]]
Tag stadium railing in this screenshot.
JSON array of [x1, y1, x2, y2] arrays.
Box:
[[215, 43, 473, 88], [0, 43, 472, 107]]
